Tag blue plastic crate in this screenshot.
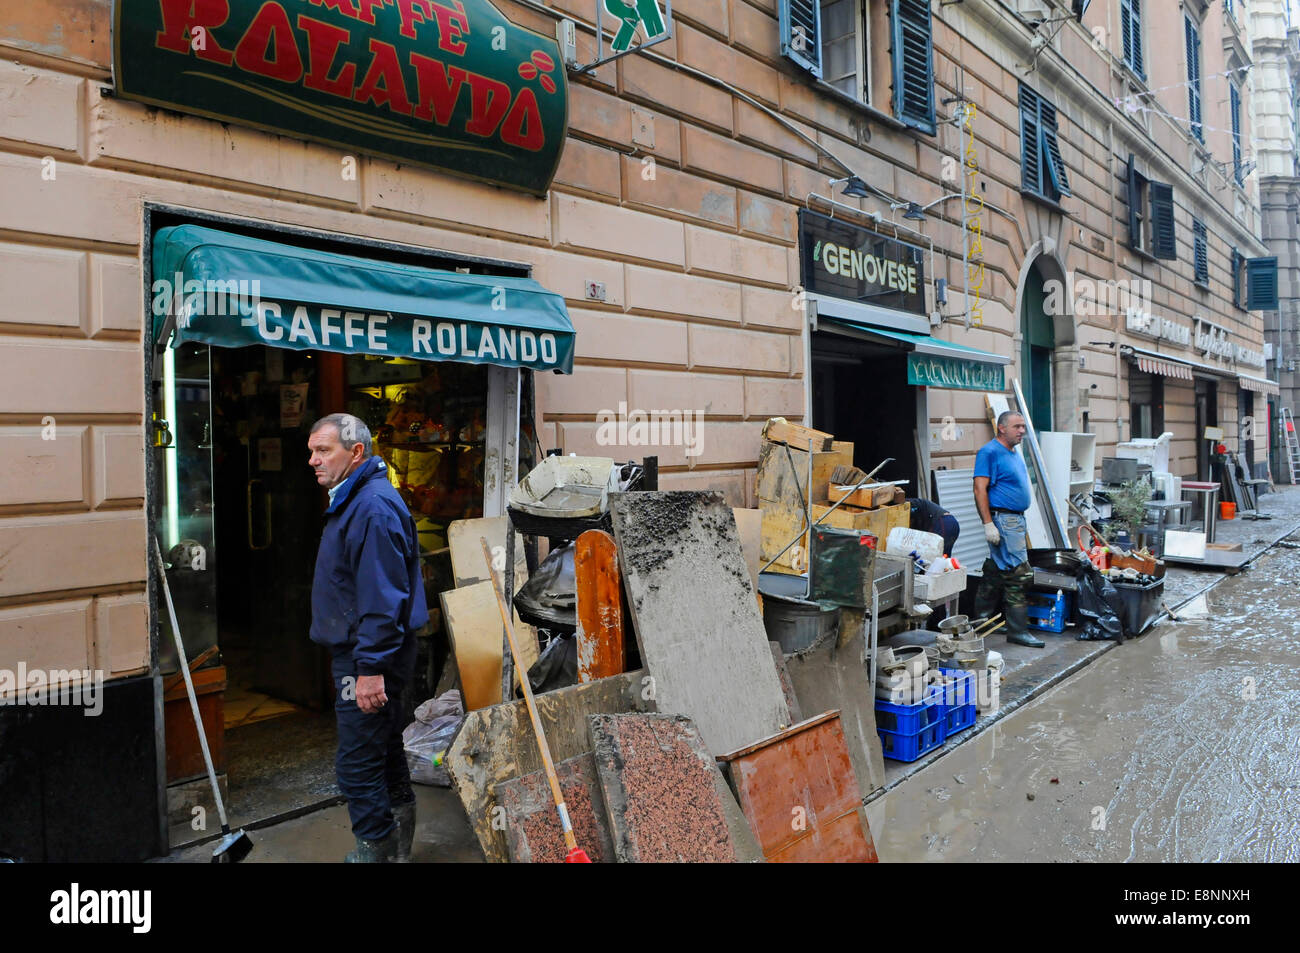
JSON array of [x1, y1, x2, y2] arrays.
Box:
[[874, 687, 942, 735], [878, 720, 945, 762], [936, 669, 977, 735], [1027, 590, 1070, 633]]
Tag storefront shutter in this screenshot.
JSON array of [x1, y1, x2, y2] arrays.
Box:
[[1185, 16, 1203, 142], [1193, 219, 1208, 285], [1126, 154, 1142, 249], [779, 0, 823, 77], [1019, 86, 1042, 195], [1246, 257, 1279, 310], [890, 0, 936, 134], [1232, 247, 1244, 308], [1149, 181, 1176, 260], [1039, 99, 1071, 197], [1230, 83, 1242, 184]]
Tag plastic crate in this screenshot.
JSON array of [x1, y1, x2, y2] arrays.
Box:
[[1027, 590, 1070, 633], [1110, 577, 1165, 636], [874, 687, 943, 735], [936, 669, 977, 735], [878, 720, 946, 762]]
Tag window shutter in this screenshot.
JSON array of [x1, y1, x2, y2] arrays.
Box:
[[1193, 220, 1208, 285], [780, 0, 823, 77], [890, 0, 936, 134], [1020, 86, 1042, 195], [1149, 182, 1176, 260], [1232, 247, 1244, 308], [1120, 0, 1133, 66], [1127, 154, 1141, 249], [1040, 100, 1071, 197], [1246, 257, 1279, 310], [1230, 83, 1243, 184], [1186, 17, 1203, 142], [1130, 0, 1144, 76]]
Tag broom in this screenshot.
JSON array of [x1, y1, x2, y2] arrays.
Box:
[[480, 538, 591, 864], [153, 536, 253, 863]]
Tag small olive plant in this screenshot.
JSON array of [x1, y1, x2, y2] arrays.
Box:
[[1109, 478, 1154, 542]]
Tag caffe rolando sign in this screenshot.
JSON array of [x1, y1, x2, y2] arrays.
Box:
[[113, 0, 568, 195]]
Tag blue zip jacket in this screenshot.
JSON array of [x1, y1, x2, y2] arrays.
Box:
[[310, 455, 429, 677]]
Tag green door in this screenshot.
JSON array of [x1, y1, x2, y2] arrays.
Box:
[[1020, 267, 1055, 430]]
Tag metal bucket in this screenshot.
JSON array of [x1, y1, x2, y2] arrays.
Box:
[[760, 592, 839, 654]]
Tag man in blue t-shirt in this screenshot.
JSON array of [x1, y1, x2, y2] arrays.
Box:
[[972, 411, 1043, 647]]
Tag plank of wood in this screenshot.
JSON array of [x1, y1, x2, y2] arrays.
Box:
[[761, 501, 911, 572], [761, 418, 834, 451], [829, 483, 898, 509], [575, 530, 624, 683], [718, 711, 878, 863], [494, 753, 615, 863], [447, 517, 529, 589], [612, 492, 790, 754], [440, 581, 539, 711], [589, 713, 737, 863], [445, 670, 648, 863], [755, 440, 854, 506]]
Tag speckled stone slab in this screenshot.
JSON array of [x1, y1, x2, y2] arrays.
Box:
[[609, 492, 789, 754], [588, 712, 737, 863], [494, 753, 614, 864]]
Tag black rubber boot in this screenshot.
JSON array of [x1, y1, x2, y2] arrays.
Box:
[[344, 830, 398, 863], [393, 801, 416, 863], [1004, 604, 1044, 648]]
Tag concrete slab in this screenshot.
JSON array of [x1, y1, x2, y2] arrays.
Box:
[[610, 491, 789, 754], [588, 712, 738, 863]]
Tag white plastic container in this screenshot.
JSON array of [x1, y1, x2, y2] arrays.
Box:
[[1114, 432, 1172, 475]]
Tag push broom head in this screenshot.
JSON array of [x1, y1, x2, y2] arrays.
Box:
[[564, 847, 592, 864], [211, 828, 254, 864]]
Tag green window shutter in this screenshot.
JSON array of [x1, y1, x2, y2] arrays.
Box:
[[1020, 86, 1042, 195], [1039, 100, 1071, 197], [780, 0, 823, 77], [1186, 17, 1203, 142], [890, 0, 936, 134], [1232, 247, 1244, 308], [1149, 182, 1176, 260], [1121, 0, 1144, 77], [1246, 257, 1279, 310], [1126, 154, 1142, 249], [1230, 84, 1243, 184], [1193, 219, 1208, 285]]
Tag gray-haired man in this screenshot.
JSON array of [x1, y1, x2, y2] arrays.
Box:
[[308, 413, 429, 861]]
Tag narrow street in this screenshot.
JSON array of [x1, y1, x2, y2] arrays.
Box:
[[868, 528, 1300, 862]]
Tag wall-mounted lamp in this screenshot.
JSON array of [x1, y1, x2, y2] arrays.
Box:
[[1088, 340, 1117, 348], [902, 202, 927, 221], [832, 175, 872, 199]]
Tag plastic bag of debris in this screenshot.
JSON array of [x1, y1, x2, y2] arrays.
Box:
[[403, 689, 464, 787], [1074, 565, 1127, 644]]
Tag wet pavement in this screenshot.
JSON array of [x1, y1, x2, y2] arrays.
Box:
[[865, 522, 1300, 862]]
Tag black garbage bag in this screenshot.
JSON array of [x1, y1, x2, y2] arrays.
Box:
[[514, 542, 576, 632], [525, 631, 578, 694], [1074, 563, 1126, 644]]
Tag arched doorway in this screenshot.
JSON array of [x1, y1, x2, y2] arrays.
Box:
[[1020, 262, 1056, 431]]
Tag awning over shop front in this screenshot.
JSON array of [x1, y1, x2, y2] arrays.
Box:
[[152, 225, 575, 374], [1123, 345, 1240, 383], [1135, 353, 1193, 380], [1238, 373, 1281, 395], [820, 317, 1010, 391]]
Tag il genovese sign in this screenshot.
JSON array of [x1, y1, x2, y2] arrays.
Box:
[[113, 0, 568, 195]]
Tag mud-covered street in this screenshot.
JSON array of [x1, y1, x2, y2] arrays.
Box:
[[868, 531, 1300, 862]]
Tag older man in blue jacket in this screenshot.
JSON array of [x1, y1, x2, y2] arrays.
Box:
[[308, 413, 428, 863]]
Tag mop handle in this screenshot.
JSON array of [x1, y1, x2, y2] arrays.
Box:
[[153, 536, 231, 832]]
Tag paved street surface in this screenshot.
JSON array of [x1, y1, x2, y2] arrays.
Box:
[[867, 521, 1300, 862]]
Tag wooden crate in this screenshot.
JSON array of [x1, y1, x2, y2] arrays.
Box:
[[163, 665, 226, 785], [760, 501, 910, 573], [756, 440, 854, 507]]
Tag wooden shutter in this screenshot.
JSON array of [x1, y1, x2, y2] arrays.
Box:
[[1232, 247, 1244, 308], [891, 0, 936, 134], [1121, 0, 1144, 76], [1020, 86, 1042, 195], [1040, 100, 1071, 197], [1186, 17, 1203, 142], [780, 0, 823, 77], [1149, 181, 1176, 260], [1230, 83, 1242, 184], [1127, 154, 1142, 249], [1246, 257, 1279, 310], [1193, 219, 1208, 285]]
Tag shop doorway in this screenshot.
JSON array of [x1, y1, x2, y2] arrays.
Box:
[[1019, 264, 1055, 431], [156, 341, 488, 846], [1195, 377, 1219, 480], [810, 332, 920, 495]]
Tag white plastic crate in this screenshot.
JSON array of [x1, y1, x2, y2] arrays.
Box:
[[912, 568, 968, 602]]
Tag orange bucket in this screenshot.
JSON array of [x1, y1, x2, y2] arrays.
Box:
[[1220, 501, 1236, 521]]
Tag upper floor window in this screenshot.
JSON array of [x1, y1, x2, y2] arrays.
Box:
[[1193, 218, 1209, 286], [1185, 15, 1204, 143], [780, 0, 935, 134], [1020, 85, 1071, 203], [1120, 0, 1145, 79], [1126, 155, 1175, 259], [1230, 81, 1244, 185]]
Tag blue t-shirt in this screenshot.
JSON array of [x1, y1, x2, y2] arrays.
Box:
[[974, 439, 1031, 513]]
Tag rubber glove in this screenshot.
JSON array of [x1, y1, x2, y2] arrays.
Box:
[[983, 521, 1001, 545]]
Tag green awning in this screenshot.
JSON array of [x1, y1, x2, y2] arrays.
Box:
[[821, 318, 1009, 391], [152, 225, 575, 374]]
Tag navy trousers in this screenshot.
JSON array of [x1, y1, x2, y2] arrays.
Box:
[[331, 649, 415, 841]]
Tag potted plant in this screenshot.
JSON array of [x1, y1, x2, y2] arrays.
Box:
[[1108, 478, 1153, 550]]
